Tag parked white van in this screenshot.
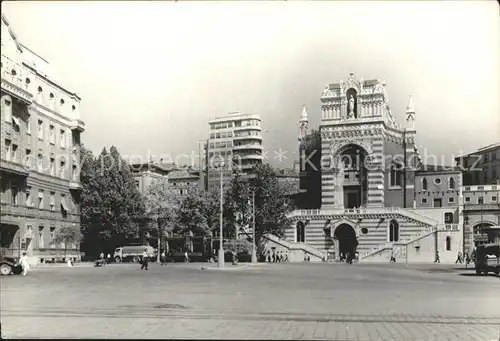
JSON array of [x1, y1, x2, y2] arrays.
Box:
[[113, 246, 156, 263]]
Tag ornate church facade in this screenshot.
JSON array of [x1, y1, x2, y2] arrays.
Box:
[[263, 73, 464, 263]]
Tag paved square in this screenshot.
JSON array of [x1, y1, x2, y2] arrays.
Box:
[[1, 262, 500, 340]]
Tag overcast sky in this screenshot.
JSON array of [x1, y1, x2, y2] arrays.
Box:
[[3, 1, 499, 168]]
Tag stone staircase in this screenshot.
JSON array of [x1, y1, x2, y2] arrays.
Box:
[[261, 233, 327, 261], [286, 206, 444, 262]]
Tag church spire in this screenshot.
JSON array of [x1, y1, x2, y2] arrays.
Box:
[[298, 105, 309, 149], [405, 95, 415, 129], [300, 104, 308, 123]]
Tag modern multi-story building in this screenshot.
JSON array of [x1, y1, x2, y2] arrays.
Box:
[[1, 15, 85, 264], [262, 73, 464, 263], [456, 142, 500, 186], [207, 112, 263, 190]]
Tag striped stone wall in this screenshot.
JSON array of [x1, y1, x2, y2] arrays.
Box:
[[286, 216, 426, 255]]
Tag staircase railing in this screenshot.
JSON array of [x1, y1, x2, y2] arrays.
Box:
[[262, 234, 326, 260]]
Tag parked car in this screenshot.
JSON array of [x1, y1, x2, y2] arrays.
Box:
[[0, 254, 22, 276], [475, 243, 500, 276], [113, 246, 156, 263]]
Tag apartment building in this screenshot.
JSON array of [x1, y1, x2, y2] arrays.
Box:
[[0, 15, 85, 264], [207, 112, 263, 190], [456, 142, 500, 186], [130, 162, 200, 196]]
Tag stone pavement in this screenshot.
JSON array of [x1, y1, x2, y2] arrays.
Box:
[[2, 262, 500, 340]]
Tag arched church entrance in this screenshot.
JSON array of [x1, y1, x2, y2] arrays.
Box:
[[340, 145, 368, 208], [334, 224, 358, 260]]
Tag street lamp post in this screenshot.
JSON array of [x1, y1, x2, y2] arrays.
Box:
[[218, 163, 225, 268], [251, 189, 257, 263]]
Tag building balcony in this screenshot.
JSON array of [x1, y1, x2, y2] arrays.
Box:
[[1, 203, 80, 223], [0, 202, 27, 217], [232, 144, 263, 151], [69, 180, 83, 190], [233, 125, 261, 131], [0, 159, 29, 176], [233, 154, 264, 161], [1, 77, 34, 105], [70, 119, 85, 132], [233, 135, 262, 141]]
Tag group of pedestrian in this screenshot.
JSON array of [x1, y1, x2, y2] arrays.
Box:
[[265, 250, 288, 263]]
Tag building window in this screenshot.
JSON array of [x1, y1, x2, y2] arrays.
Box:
[[49, 124, 55, 144], [421, 198, 427, 204], [72, 165, 78, 181], [50, 192, 56, 211], [38, 120, 44, 139], [3, 97, 12, 122], [296, 221, 306, 242], [492, 196, 498, 202], [448, 197, 455, 204], [50, 227, 56, 248], [60, 129, 66, 148], [26, 186, 32, 206], [465, 196, 470, 203], [444, 212, 453, 224], [446, 236, 451, 251], [26, 118, 31, 134], [389, 219, 399, 242], [12, 117, 20, 132], [422, 178, 427, 191], [37, 153, 43, 172], [38, 226, 44, 248], [11, 144, 18, 162], [390, 163, 403, 187], [50, 158, 55, 176], [61, 194, 68, 216], [135, 180, 140, 189], [448, 177, 455, 190], [4, 139, 11, 161], [38, 190, 44, 209], [11, 186, 18, 205], [478, 197, 484, 204], [60, 160, 66, 178]]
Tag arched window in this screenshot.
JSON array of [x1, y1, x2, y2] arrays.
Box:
[[390, 162, 403, 187], [422, 178, 428, 191], [389, 219, 399, 242], [445, 236, 451, 251], [296, 221, 305, 243], [448, 177, 455, 190]]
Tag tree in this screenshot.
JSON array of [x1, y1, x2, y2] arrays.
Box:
[[144, 179, 178, 258], [52, 225, 83, 260], [176, 186, 221, 237], [80, 146, 146, 257], [225, 164, 294, 247]]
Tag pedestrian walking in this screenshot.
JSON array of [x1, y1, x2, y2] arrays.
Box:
[[434, 250, 440, 263], [106, 253, 111, 263], [160, 250, 166, 266], [140, 249, 149, 270], [99, 252, 104, 260], [285, 251, 289, 262], [455, 251, 463, 264], [184, 251, 189, 263], [18, 252, 29, 276], [390, 251, 396, 263]]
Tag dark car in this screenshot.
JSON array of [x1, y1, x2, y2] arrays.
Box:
[[475, 243, 500, 276], [0, 254, 23, 276]]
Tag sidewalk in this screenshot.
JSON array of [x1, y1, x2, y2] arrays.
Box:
[[200, 263, 268, 271]]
